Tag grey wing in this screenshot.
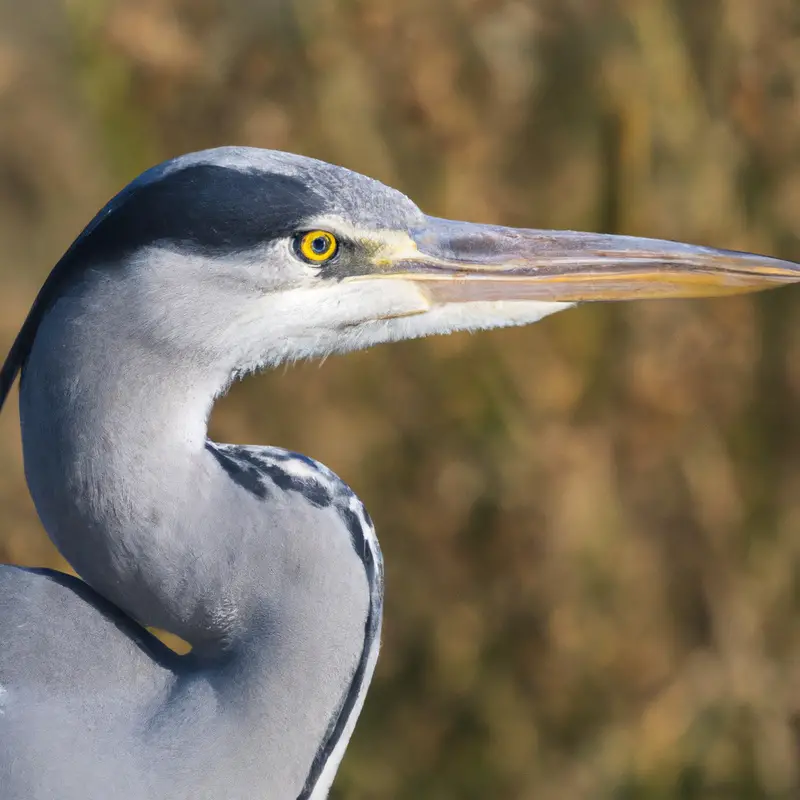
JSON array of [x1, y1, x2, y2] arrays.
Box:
[[0, 566, 178, 690], [0, 566, 177, 800]]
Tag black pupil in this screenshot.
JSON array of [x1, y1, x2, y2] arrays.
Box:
[[311, 236, 329, 254]]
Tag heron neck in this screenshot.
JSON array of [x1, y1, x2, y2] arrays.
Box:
[[20, 308, 223, 631], [19, 291, 378, 796], [18, 284, 261, 645]]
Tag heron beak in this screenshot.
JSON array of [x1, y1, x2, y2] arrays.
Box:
[[377, 216, 800, 303]]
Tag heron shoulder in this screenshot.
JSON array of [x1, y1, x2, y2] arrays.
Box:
[[203, 441, 384, 799]]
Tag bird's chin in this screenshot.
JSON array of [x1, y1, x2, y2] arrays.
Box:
[[327, 296, 572, 356], [381, 299, 574, 342]]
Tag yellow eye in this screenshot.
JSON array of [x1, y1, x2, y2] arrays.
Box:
[[295, 230, 339, 263]]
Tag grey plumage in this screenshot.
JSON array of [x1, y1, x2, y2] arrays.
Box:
[[2, 149, 392, 800], [1, 146, 798, 800]]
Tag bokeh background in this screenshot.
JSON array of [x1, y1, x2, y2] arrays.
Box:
[[1, 1, 800, 797]]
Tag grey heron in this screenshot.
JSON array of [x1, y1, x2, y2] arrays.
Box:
[[0, 147, 798, 800]]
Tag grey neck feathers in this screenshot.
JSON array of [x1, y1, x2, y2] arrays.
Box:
[[18, 271, 378, 797]]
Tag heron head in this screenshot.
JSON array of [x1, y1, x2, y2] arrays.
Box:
[[3, 146, 799, 400]]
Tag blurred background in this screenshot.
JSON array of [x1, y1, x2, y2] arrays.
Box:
[[1, 0, 800, 797]]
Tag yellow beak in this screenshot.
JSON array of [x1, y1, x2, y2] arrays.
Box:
[[373, 217, 800, 303]]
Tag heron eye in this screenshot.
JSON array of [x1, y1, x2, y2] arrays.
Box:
[[295, 230, 339, 264]]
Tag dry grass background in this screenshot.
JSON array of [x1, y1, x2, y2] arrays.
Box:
[[1, 0, 800, 797]]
